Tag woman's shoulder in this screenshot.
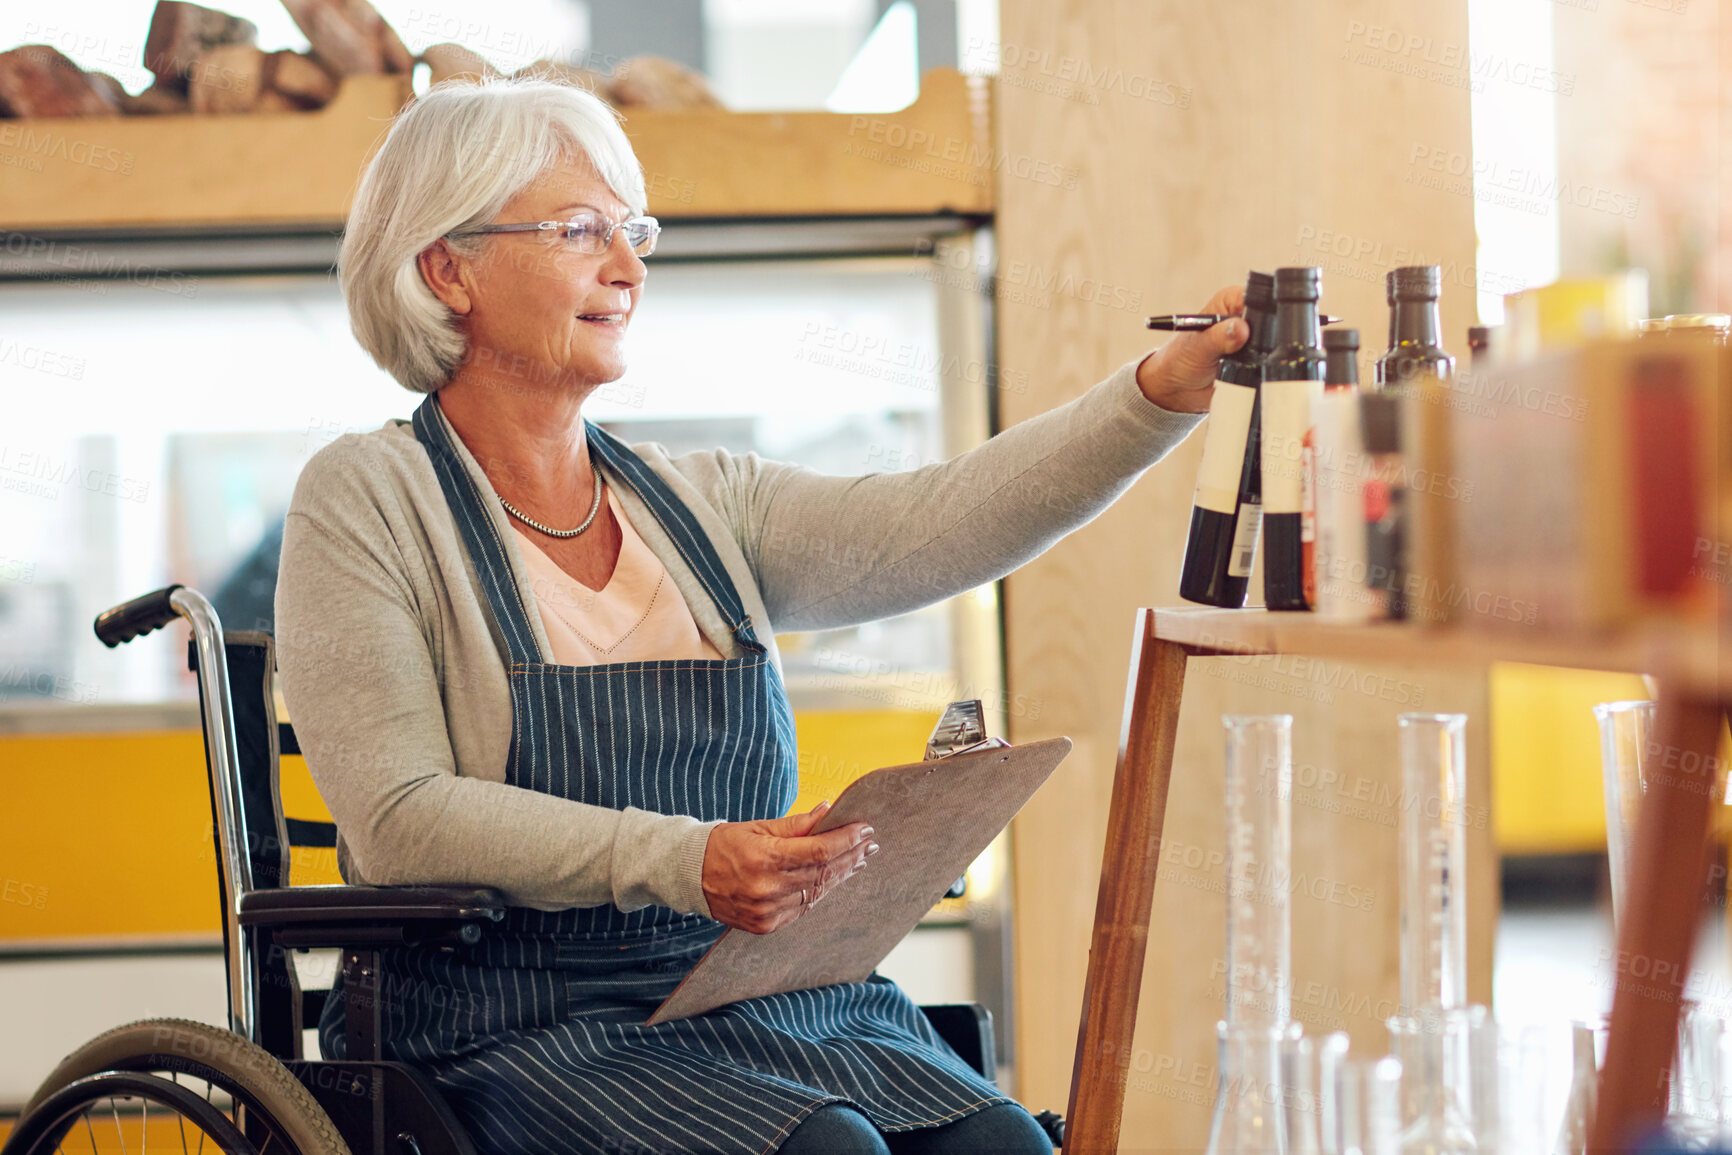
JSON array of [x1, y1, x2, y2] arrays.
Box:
[[290, 419, 429, 527]]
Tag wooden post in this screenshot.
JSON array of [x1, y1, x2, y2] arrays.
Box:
[[1065, 610, 1190, 1151], [1590, 692, 1727, 1150]]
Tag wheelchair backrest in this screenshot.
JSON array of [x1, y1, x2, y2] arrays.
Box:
[[190, 630, 335, 896]]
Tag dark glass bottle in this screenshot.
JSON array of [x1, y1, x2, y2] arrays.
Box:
[[1178, 272, 1280, 608], [1375, 266, 1455, 390], [1325, 328, 1360, 389], [1372, 267, 1454, 620], [1260, 267, 1325, 612], [1467, 325, 1494, 364], [1361, 393, 1404, 620]]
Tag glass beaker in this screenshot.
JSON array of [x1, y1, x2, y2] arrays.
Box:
[[1398, 713, 1470, 1015], [1222, 714, 1294, 1030], [1593, 700, 1654, 928], [1209, 1021, 1287, 1155]]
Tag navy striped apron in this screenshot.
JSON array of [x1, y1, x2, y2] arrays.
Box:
[[317, 396, 1009, 1154]]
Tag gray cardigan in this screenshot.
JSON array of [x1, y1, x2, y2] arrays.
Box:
[[274, 360, 1202, 919]]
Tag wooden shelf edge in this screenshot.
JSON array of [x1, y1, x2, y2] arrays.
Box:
[[0, 69, 993, 233], [1146, 605, 1726, 693]]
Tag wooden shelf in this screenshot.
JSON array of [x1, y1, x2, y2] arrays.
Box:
[[0, 69, 993, 232], [1149, 606, 1724, 694], [625, 68, 993, 219]]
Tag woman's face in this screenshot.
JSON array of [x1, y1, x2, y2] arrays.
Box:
[[458, 159, 646, 394]]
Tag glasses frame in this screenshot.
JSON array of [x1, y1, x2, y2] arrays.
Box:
[[447, 213, 660, 257]]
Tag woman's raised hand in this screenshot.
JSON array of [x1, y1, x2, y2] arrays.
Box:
[[701, 801, 878, 934], [1134, 283, 1251, 414]]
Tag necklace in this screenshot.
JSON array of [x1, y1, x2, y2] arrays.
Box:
[[499, 465, 603, 538]]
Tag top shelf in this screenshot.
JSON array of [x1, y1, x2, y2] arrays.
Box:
[[0, 69, 994, 232], [1149, 607, 1723, 694]]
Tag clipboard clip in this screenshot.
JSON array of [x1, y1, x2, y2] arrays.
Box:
[[925, 699, 1008, 761]]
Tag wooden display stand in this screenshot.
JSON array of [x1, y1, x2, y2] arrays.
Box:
[[1064, 606, 1728, 1152]]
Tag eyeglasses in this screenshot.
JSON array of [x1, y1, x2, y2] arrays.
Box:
[[448, 212, 660, 257]]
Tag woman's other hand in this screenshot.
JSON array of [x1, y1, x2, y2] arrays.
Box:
[[701, 801, 878, 934], [1134, 284, 1250, 414]]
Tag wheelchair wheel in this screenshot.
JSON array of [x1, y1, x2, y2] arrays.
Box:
[[7, 1018, 349, 1155]]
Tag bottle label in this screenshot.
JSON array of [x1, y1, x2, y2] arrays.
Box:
[[1260, 379, 1319, 515], [1314, 392, 1370, 622], [1300, 431, 1317, 544], [1193, 379, 1257, 515], [1228, 502, 1262, 578]]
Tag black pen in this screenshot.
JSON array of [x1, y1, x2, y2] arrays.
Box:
[[1147, 313, 1343, 331]]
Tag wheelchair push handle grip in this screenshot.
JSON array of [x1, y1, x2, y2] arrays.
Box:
[[94, 585, 185, 648]]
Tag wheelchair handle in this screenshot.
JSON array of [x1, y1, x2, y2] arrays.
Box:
[[93, 585, 258, 1042], [94, 584, 186, 648]]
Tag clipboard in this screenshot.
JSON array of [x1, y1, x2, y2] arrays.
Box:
[[647, 736, 1073, 1025]]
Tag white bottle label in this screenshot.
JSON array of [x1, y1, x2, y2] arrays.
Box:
[[1193, 379, 1257, 515], [1228, 502, 1262, 578], [1313, 391, 1371, 622], [1260, 379, 1321, 515]]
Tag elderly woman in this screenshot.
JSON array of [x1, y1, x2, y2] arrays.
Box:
[[277, 77, 1246, 1155]]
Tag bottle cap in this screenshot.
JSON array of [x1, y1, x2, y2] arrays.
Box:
[[1323, 328, 1360, 352], [1392, 266, 1442, 299], [1664, 314, 1731, 331], [1361, 393, 1401, 453], [1273, 266, 1322, 300], [1244, 270, 1276, 313], [1385, 270, 1397, 306]]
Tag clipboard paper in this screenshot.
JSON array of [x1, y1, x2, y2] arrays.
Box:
[[647, 736, 1073, 1025]]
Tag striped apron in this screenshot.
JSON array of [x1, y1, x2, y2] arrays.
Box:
[[316, 395, 1009, 1154]]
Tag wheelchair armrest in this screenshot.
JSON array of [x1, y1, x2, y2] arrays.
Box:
[[239, 884, 506, 949]]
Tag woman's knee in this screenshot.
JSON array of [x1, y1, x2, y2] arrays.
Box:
[[888, 1103, 1053, 1153], [779, 1105, 892, 1155]]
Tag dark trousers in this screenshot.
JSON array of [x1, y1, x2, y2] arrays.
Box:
[[779, 1103, 1053, 1153]]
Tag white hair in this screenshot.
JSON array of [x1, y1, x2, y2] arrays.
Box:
[[340, 77, 647, 394]]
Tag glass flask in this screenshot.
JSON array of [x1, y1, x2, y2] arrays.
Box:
[[1333, 1055, 1405, 1155], [1284, 1026, 1323, 1155], [1593, 700, 1654, 928], [1208, 715, 1295, 1155], [1398, 713, 1470, 1015], [1319, 1032, 1353, 1154], [1388, 1013, 1476, 1154], [1210, 1022, 1287, 1155], [1555, 1017, 1607, 1155], [1672, 1005, 1732, 1148], [1487, 1021, 1550, 1155], [1459, 1006, 1498, 1150]]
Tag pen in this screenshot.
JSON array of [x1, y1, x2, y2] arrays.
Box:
[[1146, 313, 1343, 331]]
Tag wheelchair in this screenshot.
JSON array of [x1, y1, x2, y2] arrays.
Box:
[[3, 585, 1047, 1155]]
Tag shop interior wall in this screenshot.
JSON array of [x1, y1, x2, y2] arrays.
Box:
[[991, 0, 1488, 1144], [1552, 0, 1728, 317]]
